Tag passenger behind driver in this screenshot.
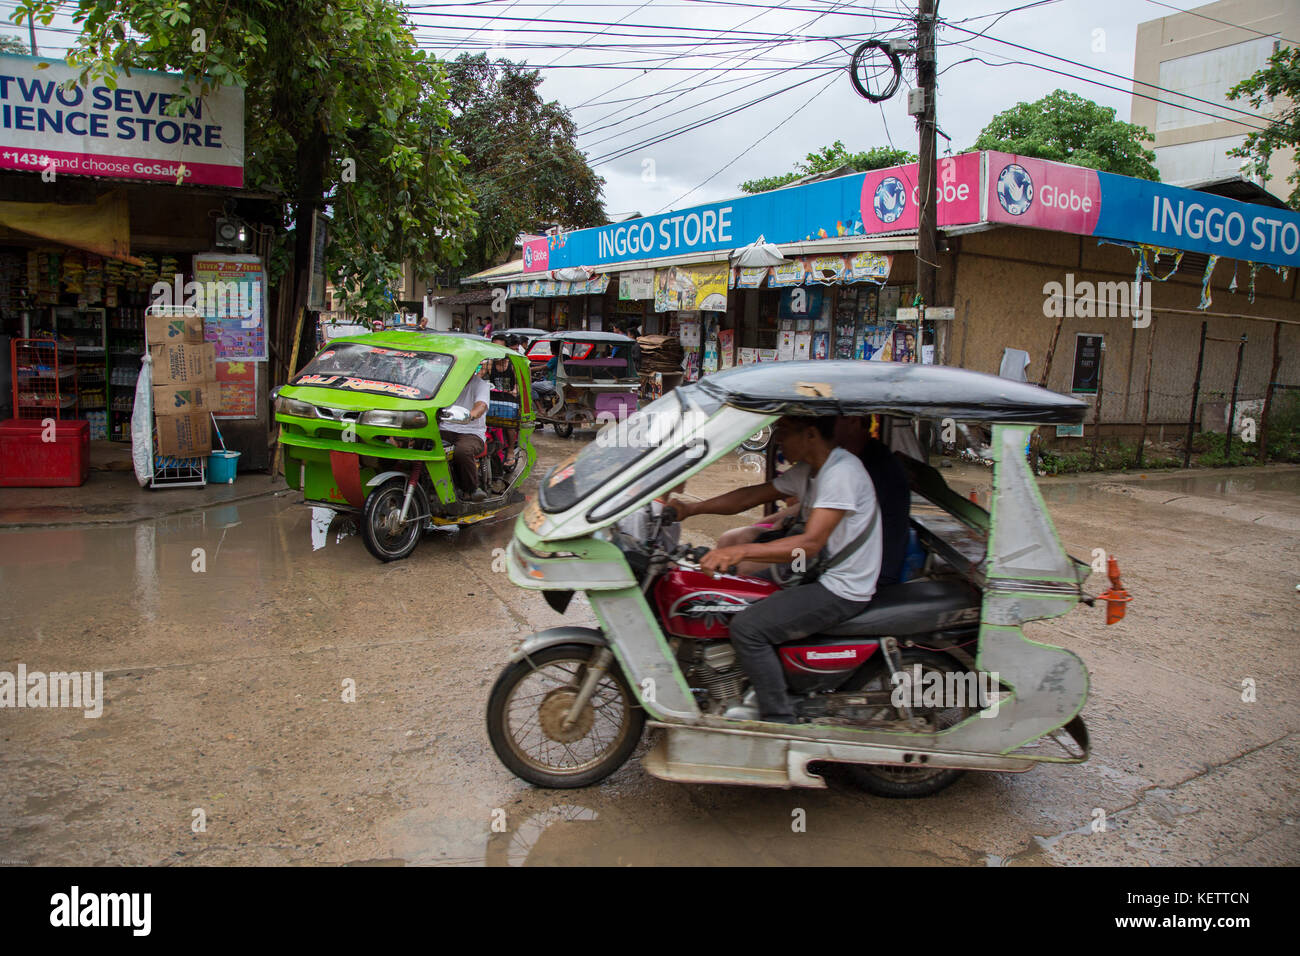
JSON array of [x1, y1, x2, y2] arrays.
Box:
[[440, 361, 491, 501], [833, 415, 912, 587], [666, 416, 883, 724]]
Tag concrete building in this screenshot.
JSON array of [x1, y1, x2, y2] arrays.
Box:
[[1132, 0, 1299, 191]]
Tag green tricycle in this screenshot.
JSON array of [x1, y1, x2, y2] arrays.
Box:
[[274, 331, 536, 561]]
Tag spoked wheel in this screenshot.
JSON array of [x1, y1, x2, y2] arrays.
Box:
[[360, 478, 429, 562], [552, 420, 574, 438], [487, 643, 645, 788], [740, 425, 772, 452], [841, 648, 976, 798]]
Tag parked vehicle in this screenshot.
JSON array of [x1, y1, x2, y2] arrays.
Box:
[[528, 330, 639, 438], [274, 332, 535, 561], [487, 360, 1130, 794]]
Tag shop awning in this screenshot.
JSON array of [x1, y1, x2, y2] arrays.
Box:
[[0, 189, 144, 264]]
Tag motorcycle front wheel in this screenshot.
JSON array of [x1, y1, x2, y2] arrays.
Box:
[[360, 479, 429, 562], [487, 643, 645, 789], [740, 426, 772, 452]]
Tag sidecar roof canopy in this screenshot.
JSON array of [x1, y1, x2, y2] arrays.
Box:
[[532, 330, 636, 344], [693, 360, 1088, 424]]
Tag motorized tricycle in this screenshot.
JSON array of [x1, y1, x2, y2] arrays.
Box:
[[274, 331, 535, 562], [487, 360, 1131, 795], [528, 330, 639, 437]]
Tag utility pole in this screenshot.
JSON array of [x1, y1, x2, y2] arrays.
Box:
[[915, 0, 938, 310]]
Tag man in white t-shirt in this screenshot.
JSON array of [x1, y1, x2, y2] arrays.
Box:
[[666, 416, 883, 723], [440, 362, 491, 500]]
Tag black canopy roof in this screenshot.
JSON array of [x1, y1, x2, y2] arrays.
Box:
[[692, 360, 1087, 424], [532, 330, 637, 344]]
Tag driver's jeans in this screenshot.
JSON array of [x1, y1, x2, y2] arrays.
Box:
[[729, 582, 873, 721], [443, 432, 484, 494]]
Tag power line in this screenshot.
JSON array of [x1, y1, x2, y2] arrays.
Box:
[[653, 67, 839, 212]]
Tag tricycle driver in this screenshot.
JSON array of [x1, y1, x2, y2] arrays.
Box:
[[665, 416, 883, 723], [441, 362, 491, 501]]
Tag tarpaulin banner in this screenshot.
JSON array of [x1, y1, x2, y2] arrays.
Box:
[[0, 189, 141, 262], [0, 53, 244, 188], [618, 269, 654, 299], [858, 151, 981, 236], [654, 262, 728, 312]]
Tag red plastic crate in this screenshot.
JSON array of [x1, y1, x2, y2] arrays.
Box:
[[0, 418, 90, 487]]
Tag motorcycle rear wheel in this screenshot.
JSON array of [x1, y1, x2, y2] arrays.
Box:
[[360, 479, 429, 562], [841, 648, 974, 798], [487, 643, 645, 789], [552, 421, 574, 437]]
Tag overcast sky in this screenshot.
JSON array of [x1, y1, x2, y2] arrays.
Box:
[[4, 0, 1261, 221], [407, 0, 1205, 220]]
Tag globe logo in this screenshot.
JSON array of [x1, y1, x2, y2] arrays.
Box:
[[523, 246, 534, 268], [873, 177, 908, 224], [996, 164, 1034, 216]]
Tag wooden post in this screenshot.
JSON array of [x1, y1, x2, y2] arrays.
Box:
[[1090, 339, 1107, 470], [1136, 316, 1157, 468], [270, 307, 306, 482], [1258, 322, 1281, 464], [1225, 334, 1246, 462], [1031, 312, 1067, 474], [1183, 321, 1208, 468]]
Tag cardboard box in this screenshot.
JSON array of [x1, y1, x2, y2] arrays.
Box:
[[153, 383, 214, 416], [151, 342, 216, 386], [146, 313, 205, 345], [154, 412, 212, 457]]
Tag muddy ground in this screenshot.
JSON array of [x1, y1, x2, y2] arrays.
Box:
[[1, 430, 1297, 866]]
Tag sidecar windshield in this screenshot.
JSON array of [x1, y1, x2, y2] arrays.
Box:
[[293, 343, 455, 401], [539, 386, 720, 513]]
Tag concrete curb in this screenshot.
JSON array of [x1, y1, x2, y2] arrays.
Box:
[[0, 483, 292, 530]]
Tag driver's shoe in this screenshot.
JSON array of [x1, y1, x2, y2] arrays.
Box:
[[722, 688, 759, 721], [469, 488, 488, 502]]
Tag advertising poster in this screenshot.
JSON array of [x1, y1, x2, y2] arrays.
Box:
[[194, 254, 266, 361], [793, 331, 811, 361], [777, 330, 796, 361], [735, 266, 768, 289], [619, 269, 654, 300], [718, 329, 735, 369], [214, 359, 257, 419], [812, 331, 830, 360], [892, 326, 917, 363], [1071, 334, 1104, 394], [848, 251, 892, 283], [654, 262, 728, 312]]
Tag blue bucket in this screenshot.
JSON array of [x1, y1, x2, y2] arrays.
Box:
[[207, 450, 241, 484]]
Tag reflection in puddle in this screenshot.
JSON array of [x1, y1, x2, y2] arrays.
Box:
[[309, 506, 357, 551]]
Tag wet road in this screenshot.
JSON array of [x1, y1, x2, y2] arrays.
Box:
[[1, 436, 1297, 866]]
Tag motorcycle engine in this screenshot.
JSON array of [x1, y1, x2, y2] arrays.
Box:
[[678, 641, 747, 713]]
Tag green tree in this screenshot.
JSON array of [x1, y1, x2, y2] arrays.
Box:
[[446, 53, 605, 275], [13, 0, 475, 326], [971, 89, 1159, 180], [740, 141, 916, 193], [1228, 45, 1300, 210], [0, 34, 29, 53]]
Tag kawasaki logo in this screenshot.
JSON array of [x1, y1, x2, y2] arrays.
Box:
[[805, 649, 858, 661]]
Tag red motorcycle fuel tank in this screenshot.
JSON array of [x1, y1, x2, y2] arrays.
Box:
[[653, 567, 778, 640]]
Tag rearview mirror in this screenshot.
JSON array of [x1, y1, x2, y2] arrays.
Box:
[[440, 404, 471, 423]]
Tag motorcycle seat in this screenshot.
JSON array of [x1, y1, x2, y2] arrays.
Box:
[[818, 578, 981, 637], [532, 380, 557, 396]]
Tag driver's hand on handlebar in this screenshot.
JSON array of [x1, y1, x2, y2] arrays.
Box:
[[662, 496, 693, 522], [699, 546, 748, 575]]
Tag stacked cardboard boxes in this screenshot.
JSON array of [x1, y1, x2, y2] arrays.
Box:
[[147, 313, 217, 457]]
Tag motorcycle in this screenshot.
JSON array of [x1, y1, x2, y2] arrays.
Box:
[[274, 331, 536, 562], [487, 360, 1131, 795]]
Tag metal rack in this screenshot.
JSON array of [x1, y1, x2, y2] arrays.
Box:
[[12, 339, 78, 419]]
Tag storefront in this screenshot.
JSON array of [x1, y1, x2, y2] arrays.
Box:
[[501, 150, 1297, 434], [0, 52, 284, 473]]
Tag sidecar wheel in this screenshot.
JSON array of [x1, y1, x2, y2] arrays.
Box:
[[553, 421, 574, 438], [360, 479, 428, 562], [487, 643, 645, 789]]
